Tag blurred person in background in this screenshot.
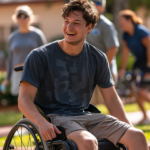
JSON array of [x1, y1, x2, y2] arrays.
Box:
[[118, 10, 150, 124], [86, 0, 119, 105], [1, 5, 47, 99]]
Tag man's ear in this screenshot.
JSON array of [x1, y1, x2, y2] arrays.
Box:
[[87, 23, 93, 34]]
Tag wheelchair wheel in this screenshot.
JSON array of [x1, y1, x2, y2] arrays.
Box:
[[3, 118, 49, 150]]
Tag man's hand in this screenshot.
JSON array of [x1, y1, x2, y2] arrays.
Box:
[[38, 121, 62, 141]]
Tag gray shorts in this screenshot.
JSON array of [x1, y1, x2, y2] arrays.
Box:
[[47, 113, 131, 146]]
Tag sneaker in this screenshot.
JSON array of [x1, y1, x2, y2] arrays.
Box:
[[138, 118, 150, 125]]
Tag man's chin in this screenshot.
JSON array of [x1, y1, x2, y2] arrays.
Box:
[[65, 39, 83, 46]]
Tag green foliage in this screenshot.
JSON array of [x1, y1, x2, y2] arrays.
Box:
[[0, 72, 18, 106], [116, 50, 135, 71], [129, 0, 150, 11]]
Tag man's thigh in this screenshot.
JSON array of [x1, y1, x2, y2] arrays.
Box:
[[87, 114, 131, 146]]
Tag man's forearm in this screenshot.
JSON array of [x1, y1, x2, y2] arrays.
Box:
[[106, 95, 132, 125], [18, 96, 48, 126]]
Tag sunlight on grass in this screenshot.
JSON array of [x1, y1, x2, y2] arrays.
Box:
[[0, 133, 41, 148], [96, 102, 150, 114], [0, 136, 6, 147]]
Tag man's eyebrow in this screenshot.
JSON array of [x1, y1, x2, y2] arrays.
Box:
[[64, 18, 82, 22], [74, 19, 81, 22]]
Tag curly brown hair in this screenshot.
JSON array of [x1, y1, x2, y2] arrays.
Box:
[[62, 0, 99, 27]]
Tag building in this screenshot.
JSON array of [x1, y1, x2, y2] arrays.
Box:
[[0, 0, 68, 51]]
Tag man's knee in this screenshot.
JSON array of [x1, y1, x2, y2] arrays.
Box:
[[67, 130, 98, 150], [119, 127, 147, 149], [83, 137, 98, 150], [133, 129, 146, 142]]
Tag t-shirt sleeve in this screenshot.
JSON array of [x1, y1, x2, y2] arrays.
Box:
[[138, 25, 150, 39], [20, 50, 46, 88], [96, 53, 114, 88], [102, 23, 119, 49]]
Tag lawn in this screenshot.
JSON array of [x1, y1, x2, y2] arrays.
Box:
[[96, 102, 150, 115], [0, 111, 22, 126]]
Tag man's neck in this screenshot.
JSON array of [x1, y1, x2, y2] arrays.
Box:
[[58, 39, 85, 56]]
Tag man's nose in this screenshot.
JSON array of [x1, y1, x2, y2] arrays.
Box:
[[67, 23, 74, 29]]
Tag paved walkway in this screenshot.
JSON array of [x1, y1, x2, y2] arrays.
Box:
[[126, 110, 150, 125]]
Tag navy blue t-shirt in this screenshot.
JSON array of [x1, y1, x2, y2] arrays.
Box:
[[21, 41, 114, 116], [123, 24, 150, 63]]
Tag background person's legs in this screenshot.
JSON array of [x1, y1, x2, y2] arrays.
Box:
[[137, 93, 149, 122], [67, 130, 98, 150], [119, 127, 148, 150]]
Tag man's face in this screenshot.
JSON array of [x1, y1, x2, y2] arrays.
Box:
[[63, 11, 92, 45]]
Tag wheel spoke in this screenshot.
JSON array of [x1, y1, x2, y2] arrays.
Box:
[[17, 128, 26, 150], [13, 134, 18, 150]]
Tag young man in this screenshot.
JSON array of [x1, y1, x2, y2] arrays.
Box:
[[18, 0, 148, 150]]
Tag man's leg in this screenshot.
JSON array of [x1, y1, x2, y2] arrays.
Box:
[[67, 130, 98, 150], [119, 127, 148, 150]]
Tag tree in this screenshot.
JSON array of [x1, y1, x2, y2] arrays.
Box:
[[129, 0, 150, 11]]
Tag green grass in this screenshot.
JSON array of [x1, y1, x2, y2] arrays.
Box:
[[96, 102, 150, 115], [0, 134, 37, 147], [0, 111, 22, 126]]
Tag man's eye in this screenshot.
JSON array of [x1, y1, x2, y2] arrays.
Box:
[[75, 23, 79, 25]]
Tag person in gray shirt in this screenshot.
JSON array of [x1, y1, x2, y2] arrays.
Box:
[[86, 0, 119, 83], [86, 0, 119, 105], [1, 5, 46, 96]]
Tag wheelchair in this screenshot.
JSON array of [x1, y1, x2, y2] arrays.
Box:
[[3, 66, 128, 150]]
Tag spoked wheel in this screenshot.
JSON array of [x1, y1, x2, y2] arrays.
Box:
[[3, 123, 43, 150], [3, 119, 49, 150]]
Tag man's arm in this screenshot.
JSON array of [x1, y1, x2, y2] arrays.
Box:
[[18, 81, 61, 141], [98, 85, 132, 125], [106, 46, 118, 65]]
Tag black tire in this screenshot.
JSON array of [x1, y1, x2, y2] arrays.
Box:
[[3, 118, 49, 150]]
